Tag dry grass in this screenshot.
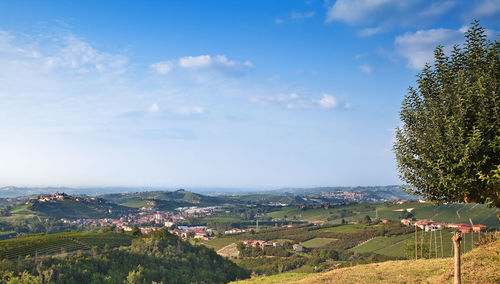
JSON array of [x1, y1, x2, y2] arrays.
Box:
[[217, 242, 240, 258], [233, 240, 500, 284]]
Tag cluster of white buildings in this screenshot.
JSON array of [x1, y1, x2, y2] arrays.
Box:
[[401, 219, 487, 232]]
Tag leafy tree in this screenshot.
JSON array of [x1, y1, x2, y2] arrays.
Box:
[[362, 215, 371, 224], [393, 21, 500, 207]]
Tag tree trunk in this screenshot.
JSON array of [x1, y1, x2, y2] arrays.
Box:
[[452, 232, 462, 284]]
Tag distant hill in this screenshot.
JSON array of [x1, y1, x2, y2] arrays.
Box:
[[0, 196, 29, 208], [100, 189, 232, 210], [232, 194, 299, 204], [9, 193, 133, 219], [274, 185, 414, 200]]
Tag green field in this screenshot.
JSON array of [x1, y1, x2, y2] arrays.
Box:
[[350, 233, 413, 257], [351, 229, 480, 258], [265, 202, 500, 228], [318, 224, 377, 233], [198, 237, 238, 250], [265, 203, 379, 223], [375, 203, 500, 227], [120, 199, 154, 208], [0, 231, 136, 260], [301, 238, 337, 248], [9, 204, 32, 214]]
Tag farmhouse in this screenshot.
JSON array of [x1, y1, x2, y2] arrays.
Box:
[[272, 241, 284, 247], [293, 244, 303, 251], [472, 224, 487, 232]]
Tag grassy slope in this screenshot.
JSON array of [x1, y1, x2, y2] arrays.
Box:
[[376, 203, 500, 227], [351, 229, 479, 258], [301, 238, 337, 248], [234, 240, 500, 284], [198, 237, 239, 250], [120, 199, 154, 208], [266, 203, 377, 223], [350, 233, 413, 257], [8, 199, 134, 219]]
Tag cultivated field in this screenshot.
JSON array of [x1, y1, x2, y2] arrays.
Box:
[[0, 231, 136, 260]]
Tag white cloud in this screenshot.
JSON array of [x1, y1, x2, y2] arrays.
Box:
[[148, 103, 159, 113], [358, 26, 387, 37], [151, 61, 173, 74], [359, 64, 373, 74], [318, 94, 339, 109], [326, 0, 457, 35], [153, 55, 253, 76], [44, 35, 127, 74], [326, 0, 395, 24], [175, 106, 204, 115], [469, 0, 500, 17], [291, 11, 315, 20], [251, 93, 300, 105], [251, 92, 345, 110], [179, 55, 252, 71], [395, 28, 463, 69], [178, 55, 213, 69], [274, 18, 284, 24], [419, 1, 456, 17]]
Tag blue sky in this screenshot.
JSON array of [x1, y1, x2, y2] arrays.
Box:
[[0, 0, 499, 188]]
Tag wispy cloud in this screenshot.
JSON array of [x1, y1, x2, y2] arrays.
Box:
[[291, 11, 315, 20], [318, 94, 338, 109], [175, 106, 205, 115], [251, 92, 347, 110], [326, 0, 457, 35], [151, 61, 174, 74], [395, 28, 463, 69], [148, 103, 159, 113], [467, 0, 500, 17], [359, 64, 373, 74], [152, 55, 253, 76]]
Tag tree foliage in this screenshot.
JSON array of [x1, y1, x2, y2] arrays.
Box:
[[0, 229, 250, 284], [394, 21, 500, 207]]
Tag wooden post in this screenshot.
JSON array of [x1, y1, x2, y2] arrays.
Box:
[[434, 230, 438, 258], [421, 228, 424, 258], [462, 232, 465, 254], [429, 229, 433, 258], [415, 225, 418, 260], [471, 230, 473, 250], [440, 230, 444, 258], [452, 231, 462, 284]]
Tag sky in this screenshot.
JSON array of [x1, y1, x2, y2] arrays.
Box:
[[0, 0, 499, 189]]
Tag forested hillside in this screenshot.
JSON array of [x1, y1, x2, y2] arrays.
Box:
[[0, 229, 250, 283]]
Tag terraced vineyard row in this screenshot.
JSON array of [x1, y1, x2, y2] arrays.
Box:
[[0, 231, 136, 260]]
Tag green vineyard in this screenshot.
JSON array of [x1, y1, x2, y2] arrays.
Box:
[[0, 231, 136, 260]]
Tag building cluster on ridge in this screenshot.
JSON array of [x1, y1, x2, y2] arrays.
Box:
[[401, 219, 487, 232]]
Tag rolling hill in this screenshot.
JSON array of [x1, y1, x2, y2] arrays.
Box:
[[9, 196, 133, 219], [101, 189, 232, 209]]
